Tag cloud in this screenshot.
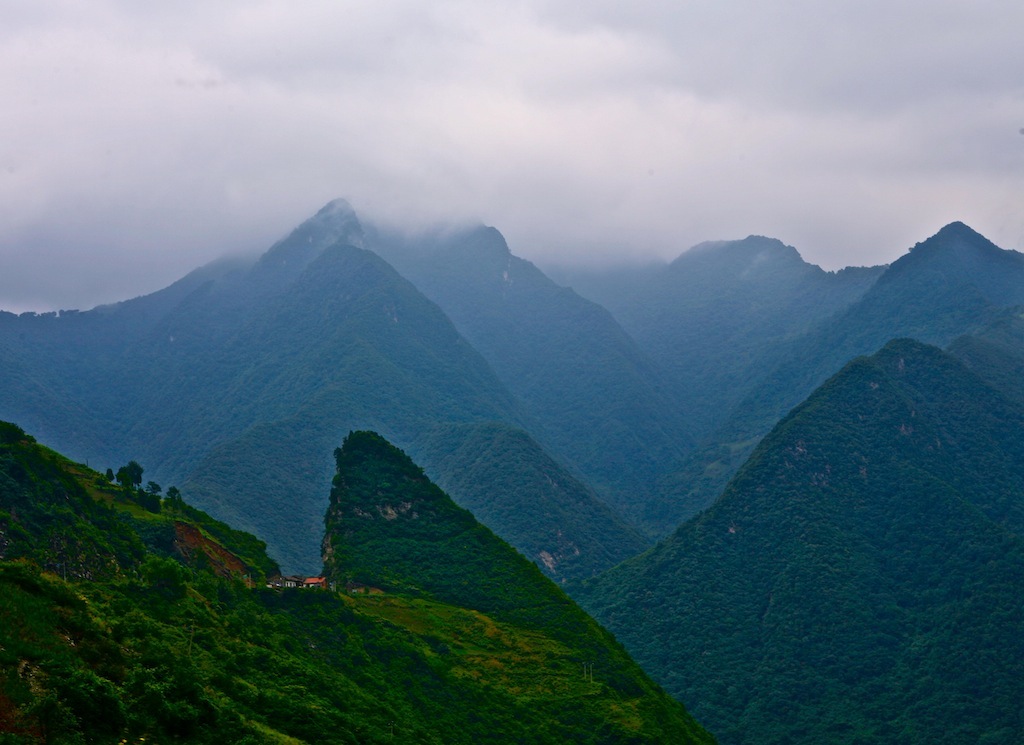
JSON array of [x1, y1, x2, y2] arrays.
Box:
[[2, 0, 1023, 310]]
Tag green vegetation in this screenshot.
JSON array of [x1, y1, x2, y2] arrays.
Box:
[[416, 421, 648, 582], [552, 235, 884, 535], [644, 222, 1024, 533], [576, 339, 1024, 744], [3, 202, 660, 577], [554, 236, 883, 443], [0, 423, 713, 743], [0, 421, 277, 583], [5, 213, 1024, 572], [948, 309, 1024, 405], [320, 430, 712, 742], [371, 225, 693, 522], [0, 203, 530, 573], [327, 431, 588, 630]]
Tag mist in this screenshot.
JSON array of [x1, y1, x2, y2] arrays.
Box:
[[3, 1, 1023, 311]]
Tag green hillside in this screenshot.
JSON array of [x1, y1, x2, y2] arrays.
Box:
[[322, 430, 712, 743], [174, 238, 523, 570], [371, 224, 692, 524], [575, 339, 1024, 745], [0, 421, 276, 583], [3, 202, 641, 576], [0, 422, 713, 744], [416, 421, 648, 582], [325, 430, 606, 626], [0, 201, 673, 581], [948, 309, 1024, 405], [650, 222, 1024, 531]]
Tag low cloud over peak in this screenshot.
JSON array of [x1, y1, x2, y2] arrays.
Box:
[[2, 0, 1022, 310]]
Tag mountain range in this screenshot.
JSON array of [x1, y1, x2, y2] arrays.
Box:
[[5, 199, 1024, 743], [0, 421, 710, 743], [0, 201, 654, 581], [574, 336, 1024, 744], [558, 221, 1024, 535], [369, 224, 694, 521]]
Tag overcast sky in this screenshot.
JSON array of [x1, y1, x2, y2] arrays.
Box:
[[2, 0, 1023, 311]]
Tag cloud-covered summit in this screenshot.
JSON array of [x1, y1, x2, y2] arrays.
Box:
[[2, 1, 1022, 311]]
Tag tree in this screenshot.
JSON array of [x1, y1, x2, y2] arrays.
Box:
[[146, 481, 162, 496], [105, 467, 115, 482], [165, 486, 183, 509], [139, 491, 162, 514], [115, 460, 144, 490]]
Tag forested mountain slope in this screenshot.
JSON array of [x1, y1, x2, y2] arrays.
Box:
[[948, 309, 1024, 405], [648, 222, 1024, 532], [1, 201, 517, 571], [550, 235, 883, 440], [370, 224, 692, 522], [0, 422, 714, 744], [0, 202, 639, 577], [722, 222, 1024, 438], [575, 339, 1024, 745], [321, 430, 713, 743], [174, 238, 525, 570], [415, 421, 648, 582]]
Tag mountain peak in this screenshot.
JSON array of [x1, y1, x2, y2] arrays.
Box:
[[258, 199, 364, 274], [322, 430, 519, 604], [672, 235, 811, 277], [578, 338, 1024, 744], [322, 430, 594, 626], [422, 224, 511, 265], [880, 221, 1024, 306], [913, 221, 991, 252], [314, 197, 356, 218]]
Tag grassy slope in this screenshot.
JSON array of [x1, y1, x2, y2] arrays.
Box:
[[0, 423, 713, 744], [322, 430, 714, 744]]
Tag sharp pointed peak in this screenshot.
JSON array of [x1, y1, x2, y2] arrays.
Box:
[[314, 197, 357, 219], [303, 198, 364, 246], [257, 199, 365, 275]]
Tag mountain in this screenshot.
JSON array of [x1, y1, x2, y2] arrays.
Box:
[[0, 201, 361, 457], [724, 222, 1024, 435], [370, 224, 692, 522], [0, 422, 714, 743], [550, 235, 883, 440], [649, 222, 1024, 531], [172, 239, 526, 570], [575, 339, 1024, 745], [0, 201, 644, 576], [321, 430, 713, 743], [948, 309, 1024, 405], [0, 420, 276, 583], [1, 206, 521, 571], [415, 421, 648, 582]]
